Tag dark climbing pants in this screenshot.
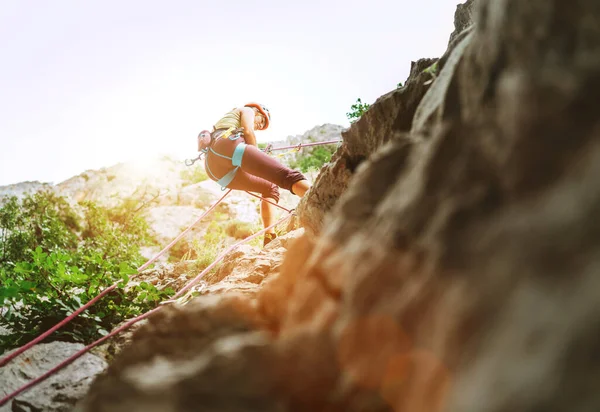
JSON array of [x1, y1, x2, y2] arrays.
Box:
[[205, 137, 306, 203]]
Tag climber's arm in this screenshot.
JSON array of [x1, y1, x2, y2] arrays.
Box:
[[240, 107, 258, 147]]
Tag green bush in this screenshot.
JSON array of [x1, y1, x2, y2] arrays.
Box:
[[346, 97, 370, 123], [186, 214, 262, 270], [225, 220, 259, 239], [0, 192, 79, 264], [191, 213, 228, 269], [289, 145, 337, 173], [0, 190, 171, 351], [180, 166, 208, 186], [168, 238, 196, 261]]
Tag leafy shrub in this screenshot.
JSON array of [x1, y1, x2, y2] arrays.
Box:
[[186, 214, 262, 271], [180, 166, 208, 186], [422, 61, 439, 76], [191, 213, 229, 269], [168, 239, 196, 261], [0, 190, 171, 351], [289, 145, 337, 173], [225, 220, 259, 239], [0, 192, 79, 264], [346, 97, 370, 123]]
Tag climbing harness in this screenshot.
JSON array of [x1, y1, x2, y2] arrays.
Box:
[[185, 154, 202, 166], [199, 127, 248, 190], [184, 138, 343, 192], [185, 138, 342, 167], [205, 143, 247, 190]]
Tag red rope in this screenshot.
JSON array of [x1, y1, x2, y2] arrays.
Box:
[[0, 283, 117, 368], [244, 191, 293, 213], [172, 212, 293, 299], [0, 189, 232, 369], [266, 139, 341, 152], [136, 189, 232, 273], [0, 307, 161, 406], [0, 211, 293, 407]]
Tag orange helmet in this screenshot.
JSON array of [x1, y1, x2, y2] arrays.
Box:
[[244, 102, 271, 130]]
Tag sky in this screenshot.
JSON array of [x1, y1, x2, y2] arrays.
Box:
[[0, 0, 460, 186]]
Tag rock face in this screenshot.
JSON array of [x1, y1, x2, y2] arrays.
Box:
[[296, 58, 440, 234], [0, 342, 107, 412], [200, 229, 304, 297], [0, 181, 52, 201], [448, 0, 476, 44], [79, 0, 600, 411], [297, 2, 481, 236]]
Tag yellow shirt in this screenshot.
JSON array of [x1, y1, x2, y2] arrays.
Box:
[[214, 109, 241, 130]]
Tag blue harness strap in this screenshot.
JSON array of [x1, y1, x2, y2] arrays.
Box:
[[231, 143, 245, 167], [206, 143, 247, 190]]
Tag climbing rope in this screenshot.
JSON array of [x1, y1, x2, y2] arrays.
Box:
[[264, 139, 341, 153], [185, 138, 342, 165], [0, 209, 294, 406], [244, 191, 293, 213]]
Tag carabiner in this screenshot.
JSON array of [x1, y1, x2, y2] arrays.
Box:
[[185, 154, 203, 166]]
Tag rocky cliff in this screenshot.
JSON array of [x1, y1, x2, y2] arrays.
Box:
[[14, 0, 600, 410]]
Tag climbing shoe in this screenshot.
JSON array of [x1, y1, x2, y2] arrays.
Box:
[[263, 232, 277, 247]]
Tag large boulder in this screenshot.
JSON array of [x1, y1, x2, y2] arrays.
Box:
[[0, 342, 107, 412], [75, 295, 282, 412]]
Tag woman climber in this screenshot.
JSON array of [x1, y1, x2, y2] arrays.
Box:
[[198, 102, 311, 246]]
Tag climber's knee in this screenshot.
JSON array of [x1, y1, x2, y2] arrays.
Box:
[[264, 184, 280, 203]]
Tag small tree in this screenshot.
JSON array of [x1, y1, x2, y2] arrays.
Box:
[[346, 98, 370, 123], [0, 190, 170, 351]]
